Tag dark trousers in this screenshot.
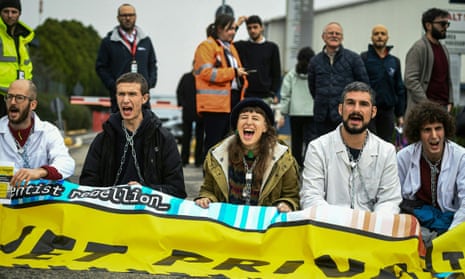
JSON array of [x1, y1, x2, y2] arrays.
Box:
[[181, 116, 205, 166], [289, 116, 315, 167], [203, 112, 230, 157], [0, 97, 6, 118], [369, 107, 395, 143], [315, 117, 340, 138]]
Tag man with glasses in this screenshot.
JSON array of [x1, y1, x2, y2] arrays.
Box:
[[0, 79, 75, 187], [405, 8, 452, 115], [0, 0, 34, 118], [300, 81, 401, 214], [96, 3, 157, 112], [308, 22, 369, 137], [234, 15, 281, 105]]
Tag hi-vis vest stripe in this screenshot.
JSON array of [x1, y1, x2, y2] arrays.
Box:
[[1, 180, 464, 277]]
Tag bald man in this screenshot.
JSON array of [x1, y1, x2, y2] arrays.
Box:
[[0, 79, 75, 186], [360, 24, 405, 142]]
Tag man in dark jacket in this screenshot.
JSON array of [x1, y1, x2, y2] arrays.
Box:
[[361, 24, 405, 142], [80, 73, 186, 199], [308, 22, 369, 137], [96, 3, 157, 112]]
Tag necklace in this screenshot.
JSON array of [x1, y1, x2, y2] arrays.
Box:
[[242, 156, 258, 205], [15, 139, 25, 154], [422, 153, 441, 207], [341, 130, 369, 169]]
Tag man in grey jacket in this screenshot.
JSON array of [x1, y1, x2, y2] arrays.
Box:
[[404, 8, 452, 116], [300, 82, 401, 214]]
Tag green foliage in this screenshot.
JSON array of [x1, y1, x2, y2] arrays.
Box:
[[28, 19, 104, 131], [35, 94, 92, 131], [29, 18, 106, 97]]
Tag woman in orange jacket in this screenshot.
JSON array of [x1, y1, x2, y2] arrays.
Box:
[[194, 14, 248, 156]]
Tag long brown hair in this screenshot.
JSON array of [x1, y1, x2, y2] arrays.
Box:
[[228, 107, 278, 184]]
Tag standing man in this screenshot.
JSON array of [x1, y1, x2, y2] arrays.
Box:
[[404, 8, 452, 115], [0, 80, 75, 186], [397, 101, 465, 247], [300, 82, 401, 214], [80, 73, 186, 199], [361, 24, 405, 142], [234, 15, 281, 105], [96, 3, 157, 113], [0, 0, 34, 118], [176, 65, 205, 167], [308, 22, 369, 137]]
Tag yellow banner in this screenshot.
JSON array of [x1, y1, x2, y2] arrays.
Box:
[[0, 180, 463, 278]]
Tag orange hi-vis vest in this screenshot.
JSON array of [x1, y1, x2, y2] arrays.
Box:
[[194, 37, 247, 114]]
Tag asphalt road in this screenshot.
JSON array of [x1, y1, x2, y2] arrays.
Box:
[[0, 134, 204, 278]]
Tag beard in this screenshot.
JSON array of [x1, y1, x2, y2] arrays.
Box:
[[8, 104, 30, 125], [342, 115, 370, 135], [431, 27, 446, 40]]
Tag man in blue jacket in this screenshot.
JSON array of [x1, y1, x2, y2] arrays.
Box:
[[361, 24, 405, 142], [308, 22, 369, 137], [96, 3, 157, 112]]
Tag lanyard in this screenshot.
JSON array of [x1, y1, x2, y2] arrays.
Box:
[[119, 30, 137, 58]]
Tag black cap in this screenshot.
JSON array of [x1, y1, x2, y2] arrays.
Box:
[[0, 0, 21, 12], [230, 98, 274, 129]]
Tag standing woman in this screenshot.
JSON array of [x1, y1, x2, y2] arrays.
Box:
[[195, 98, 300, 212], [280, 47, 315, 168], [194, 14, 248, 156]]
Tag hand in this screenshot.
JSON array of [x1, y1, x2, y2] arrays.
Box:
[[235, 16, 247, 27], [10, 168, 47, 187], [276, 116, 285, 129], [195, 197, 211, 209], [236, 67, 248, 77], [127, 181, 141, 186], [276, 202, 292, 213]]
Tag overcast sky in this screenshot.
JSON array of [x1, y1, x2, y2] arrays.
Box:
[[21, 0, 359, 96]]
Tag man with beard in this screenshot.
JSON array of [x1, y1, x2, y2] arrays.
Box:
[[80, 73, 186, 199], [0, 80, 75, 187], [96, 3, 157, 113], [300, 82, 401, 214], [361, 25, 405, 143], [405, 8, 452, 116]]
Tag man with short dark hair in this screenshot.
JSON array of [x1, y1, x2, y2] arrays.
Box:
[[0, 0, 34, 118], [96, 3, 157, 112], [234, 15, 281, 104], [0, 79, 75, 186], [80, 73, 186, 199], [300, 81, 401, 214], [405, 8, 452, 115], [397, 101, 465, 247]]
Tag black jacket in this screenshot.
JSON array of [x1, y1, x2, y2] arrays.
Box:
[[80, 110, 186, 198]]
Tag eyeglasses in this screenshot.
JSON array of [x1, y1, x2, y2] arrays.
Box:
[[325, 31, 342, 36], [118, 13, 136, 18], [432, 21, 450, 27], [4, 93, 33, 103]]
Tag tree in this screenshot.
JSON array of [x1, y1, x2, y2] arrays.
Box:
[[29, 18, 105, 97]]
